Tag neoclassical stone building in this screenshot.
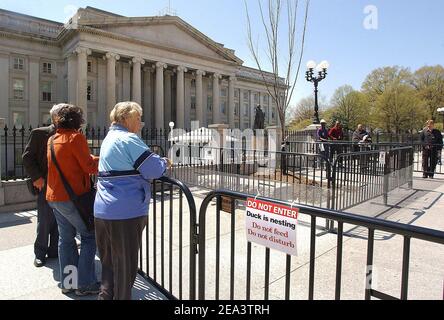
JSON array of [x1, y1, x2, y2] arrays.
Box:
[[0, 6, 282, 130]]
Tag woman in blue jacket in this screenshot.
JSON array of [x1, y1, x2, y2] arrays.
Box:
[[94, 101, 169, 300]]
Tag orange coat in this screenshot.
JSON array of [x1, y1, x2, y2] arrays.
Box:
[[46, 129, 99, 202]]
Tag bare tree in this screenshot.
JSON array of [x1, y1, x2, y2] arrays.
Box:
[[245, 0, 310, 136]]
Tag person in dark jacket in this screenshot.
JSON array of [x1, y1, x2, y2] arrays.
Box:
[[316, 119, 330, 160], [328, 121, 344, 162], [22, 104, 64, 267], [420, 120, 443, 178]]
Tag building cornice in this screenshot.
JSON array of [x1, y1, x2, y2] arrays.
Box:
[[0, 29, 60, 47], [67, 26, 240, 67], [78, 15, 243, 65]]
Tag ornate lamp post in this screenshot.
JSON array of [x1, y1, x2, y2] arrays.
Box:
[[305, 60, 329, 124]]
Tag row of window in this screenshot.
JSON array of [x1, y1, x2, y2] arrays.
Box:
[[13, 57, 94, 74], [192, 80, 270, 105], [12, 57, 54, 74], [11, 111, 51, 128], [11, 111, 97, 128], [10, 109, 273, 139], [12, 79, 53, 101], [12, 78, 92, 102], [12, 77, 277, 118]]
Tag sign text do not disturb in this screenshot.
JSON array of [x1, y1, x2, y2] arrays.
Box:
[[245, 198, 299, 256]]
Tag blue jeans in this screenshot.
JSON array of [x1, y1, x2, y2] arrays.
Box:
[[49, 201, 97, 289]]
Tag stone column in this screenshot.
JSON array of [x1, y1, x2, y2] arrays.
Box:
[[143, 66, 154, 129], [195, 70, 205, 127], [75, 47, 91, 124], [56, 60, 66, 103], [28, 56, 40, 127], [155, 62, 167, 129], [175, 66, 187, 129], [228, 76, 236, 129], [164, 70, 173, 130], [212, 73, 221, 124], [97, 59, 107, 128], [0, 117, 4, 205], [122, 62, 131, 101], [268, 95, 273, 124], [250, 91, 255, 129], [0, 52, 9, 122], [106, 52, 120, 119], [67, 53, 77, 106], [132, 57, 145, 105]]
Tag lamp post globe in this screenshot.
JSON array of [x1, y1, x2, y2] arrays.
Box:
[[306, 60, 329, 125]]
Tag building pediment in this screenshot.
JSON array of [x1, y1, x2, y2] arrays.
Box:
[[76, 8, 242, 65]]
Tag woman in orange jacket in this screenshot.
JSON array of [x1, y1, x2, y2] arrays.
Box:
[[46, 104, 100, 296]]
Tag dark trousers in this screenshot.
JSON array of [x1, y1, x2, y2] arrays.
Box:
[[95, 216, 147, 300], [34, 188, 59, 259], [330, 144, 343, 163], [422, 148, 438, 177]]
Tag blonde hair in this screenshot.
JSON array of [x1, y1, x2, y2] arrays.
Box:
[[110, 101, 143, 124], [426, 120, 434, 126]]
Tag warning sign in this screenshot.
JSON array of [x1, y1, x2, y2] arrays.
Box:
[[245, 198, 299, 256]]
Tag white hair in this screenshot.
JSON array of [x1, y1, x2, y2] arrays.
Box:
[[110, 101, 143, 124], [50, 103, 72, 117]]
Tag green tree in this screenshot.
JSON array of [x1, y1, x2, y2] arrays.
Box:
[[329, 85, 369, 131], [411, 65, 444, 121], [287, 95, 327, 129], [374, 84, 427, 133], [362, 66, 412, 100], [361, 66, 414, 131]]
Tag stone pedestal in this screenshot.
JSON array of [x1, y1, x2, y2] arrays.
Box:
[[305, 123, 322, 141], [208, 123, 229, 148], [266, 126, 283, 152], [266, 125, 283, 171]]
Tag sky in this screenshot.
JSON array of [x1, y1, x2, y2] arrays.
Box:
[[1, 0, 443, 108]]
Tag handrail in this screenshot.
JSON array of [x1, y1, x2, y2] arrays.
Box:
[[199, 189, 444, 244], [153, 175, 198, 300], [198, 189, 444, 300]]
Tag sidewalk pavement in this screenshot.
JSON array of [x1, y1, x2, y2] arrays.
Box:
[[0, 172, 443, 300], [0, 211, 167, 300]]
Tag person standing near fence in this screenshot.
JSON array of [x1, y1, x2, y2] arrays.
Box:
[[46, 104, 100, 296], [317, 119, 329, 160], [420, 120, 443, 178], [328, 121, 344, 163], [94, 102, 170, 300], [352, 124, 371, 151], [22, 104, 64, 268]]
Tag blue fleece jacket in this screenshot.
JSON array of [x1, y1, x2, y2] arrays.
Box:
[[94, 124, 166, 220]]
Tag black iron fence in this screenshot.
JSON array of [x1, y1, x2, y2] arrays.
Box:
[[137, 175, 198, 300], [1, 125, 169, 181], [330, 147, 414, 212], [285, 140, 443, 176], [1, 125, 416, 213], [170, 146, 331, 208], [197, 190, 444, 300], [170, 144, 414, 212], [285, 129, 425, 144]]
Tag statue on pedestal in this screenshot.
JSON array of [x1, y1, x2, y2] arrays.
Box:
[[253, 104, 265, 130]]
